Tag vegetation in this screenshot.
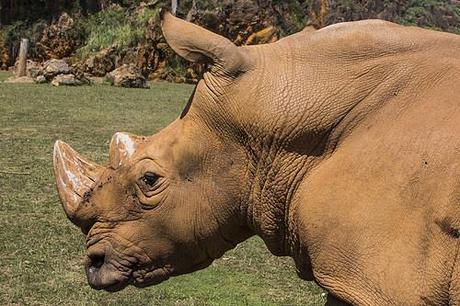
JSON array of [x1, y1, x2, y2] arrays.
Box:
[[398, 0, 460, 33], [77, 6, 157, 57], [0, 71, 325, 305], [0, 1, 459, 77]]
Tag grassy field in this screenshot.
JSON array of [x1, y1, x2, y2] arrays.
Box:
[[0, 71, 324, 305]]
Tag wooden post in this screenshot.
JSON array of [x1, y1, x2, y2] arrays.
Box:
[[171, 0, 177, 16], [16, 38, 28, 78]]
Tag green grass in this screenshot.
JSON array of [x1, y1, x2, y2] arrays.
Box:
[[0, 71, 324, 305]]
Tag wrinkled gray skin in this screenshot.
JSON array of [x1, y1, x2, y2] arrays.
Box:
[[54, 12, 460, 305]]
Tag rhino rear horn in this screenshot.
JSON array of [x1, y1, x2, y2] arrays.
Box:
[[161, 12, 250, 75], [53, 140, 103, 229], [109, 132, 145, 169]]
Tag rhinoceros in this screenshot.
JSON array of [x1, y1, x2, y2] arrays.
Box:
[[53, 11, 460, 305]]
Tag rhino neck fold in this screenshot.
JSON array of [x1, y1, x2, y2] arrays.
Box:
[[242, 137, 325, 257]]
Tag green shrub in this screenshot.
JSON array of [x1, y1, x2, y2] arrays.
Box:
[[0, 20, 47, 61], [77, 7, 157, 57], [398, 0, 460, 33]]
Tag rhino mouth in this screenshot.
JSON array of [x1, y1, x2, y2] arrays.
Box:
[[84, 236, 214, 291], [85, 261, 173, 292], [85, 246, 174, 291], [85, 253, 213, 291]]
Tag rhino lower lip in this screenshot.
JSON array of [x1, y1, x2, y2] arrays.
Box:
[[85, 263, 131, 291]]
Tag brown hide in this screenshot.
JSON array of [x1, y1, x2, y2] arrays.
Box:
[[54, 12, 460, 305]]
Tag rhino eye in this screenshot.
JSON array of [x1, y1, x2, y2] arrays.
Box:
[[142, 172, 159, 186]]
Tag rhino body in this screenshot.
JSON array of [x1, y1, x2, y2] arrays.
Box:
[[54, 12, 460, 305]]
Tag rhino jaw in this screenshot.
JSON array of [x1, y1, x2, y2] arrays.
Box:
[[53, 140, 103, 228]]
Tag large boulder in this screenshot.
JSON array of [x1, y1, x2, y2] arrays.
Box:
[[35, 12, 81, 60], [106, 64, 149, 89], [42, 59, 72, 80], [30, 59, 89, 86], [81, 46, 120, 77], [51, 74, 88, 86]]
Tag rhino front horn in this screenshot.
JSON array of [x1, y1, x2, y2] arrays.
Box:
[[53, 140, 104, 230]]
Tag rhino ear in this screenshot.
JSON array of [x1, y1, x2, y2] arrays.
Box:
[[109, 132, 145, 169], [161, 11, 250, 75]]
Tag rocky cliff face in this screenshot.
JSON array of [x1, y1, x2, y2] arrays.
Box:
[[309, 0, 460, 32], [1, 0, 459, 83]]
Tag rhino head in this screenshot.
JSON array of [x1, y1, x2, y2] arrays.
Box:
[[54, 12, 259, 291], [54, 10, 353, 291]]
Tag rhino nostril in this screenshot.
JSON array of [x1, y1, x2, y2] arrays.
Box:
[[88, 253, 105, 272]]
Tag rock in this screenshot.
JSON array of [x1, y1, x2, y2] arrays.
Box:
[[56, 12, 74, 29], [0, 30, 12, 70], [50, 74, 85, 86], [245, 26, 278, 45], [88, 76, 107, 85], [29, 67, 42, 79], [185, 68, 198, 83], [121, 48, 139, 68], [35, 75, 47, 84], [174, 76, 185, 84], [82, 46, 119, 77], [148, 60, 167, 81], [42, 59, 72, 80], [106, 65, 149, 89], [35, 12, 81, 60], [30, 60, 88, 86], [0, 46, 9, 70]]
